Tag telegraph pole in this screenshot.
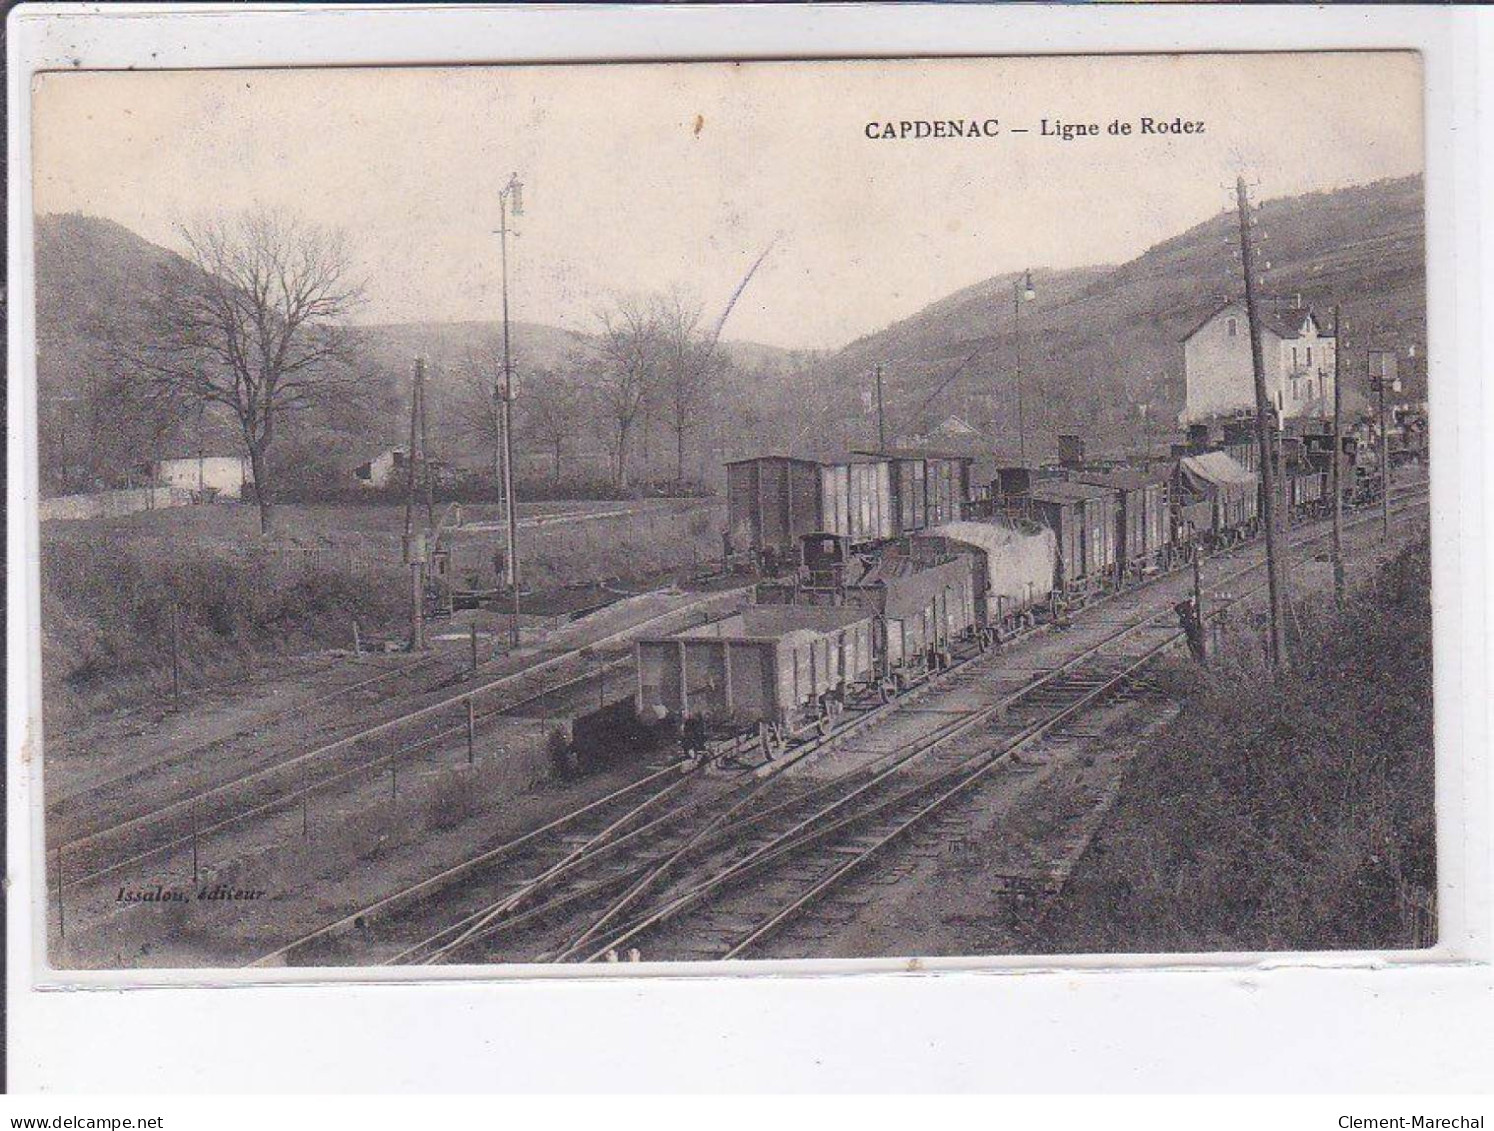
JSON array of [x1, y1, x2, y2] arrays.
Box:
[[419, 368, 435, 532], [497, 174, 524, 649], [1236, 177, 1289, 670], [874, 365, 887, 449], [1013, 275, 1026, 465], [1375, 345, 1392, 540], [404, 358, 428, 652], [1331, 305, 1345, 606]]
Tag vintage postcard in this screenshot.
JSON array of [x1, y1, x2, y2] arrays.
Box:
[[22, 51, 1434, 976]]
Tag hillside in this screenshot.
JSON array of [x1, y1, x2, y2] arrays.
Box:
[[806, 175, 1426, 462], [32, 174, 1424, 491]]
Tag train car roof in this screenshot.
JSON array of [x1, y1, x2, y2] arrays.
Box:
[[1072, 467, 1169, 491], [724, 454, 822, 467], [850, 447, 977, 463], [1027, 480, 1118, 503]]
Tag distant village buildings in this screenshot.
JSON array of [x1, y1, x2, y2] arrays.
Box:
[[1180, 298, 1337, 425], [152, 456, 252, 500], [355, 448, 450, 489]]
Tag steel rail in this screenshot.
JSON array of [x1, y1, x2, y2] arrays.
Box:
[[246, 760, 689, 967], [402, 764, 708, 964], [718, 640, 1183, 958], [49, 586, 751, 864], [256, 482, 1429, 967], [574, 490, 1430, 963]]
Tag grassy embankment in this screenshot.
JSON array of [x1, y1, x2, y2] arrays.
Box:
[[40, 499, 724, 728], [1031, 535, 1435, 953]]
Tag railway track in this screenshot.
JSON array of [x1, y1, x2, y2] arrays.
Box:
[[249, 480, 1428, 967], [47, 585, 753, 896]]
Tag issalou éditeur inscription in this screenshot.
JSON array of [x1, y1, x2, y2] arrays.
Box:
[[863, 117, 1206, 140]]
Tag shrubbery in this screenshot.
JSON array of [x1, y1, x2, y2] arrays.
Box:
[[1035, 536, 1435, 952]]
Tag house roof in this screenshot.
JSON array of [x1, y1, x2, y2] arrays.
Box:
[[1180, 300, 1332, 344]]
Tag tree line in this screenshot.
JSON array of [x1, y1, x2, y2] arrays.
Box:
[[46, 206, 788, 534]]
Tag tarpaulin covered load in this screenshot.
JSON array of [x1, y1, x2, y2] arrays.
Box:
[[1177, 451, 1260, 531], [915, 519, 1057, 621]]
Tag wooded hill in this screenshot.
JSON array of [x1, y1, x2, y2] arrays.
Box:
[[32, 174, 1423, 494], [806, 174, 1426, 462]]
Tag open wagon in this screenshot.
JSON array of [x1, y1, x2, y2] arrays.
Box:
[[635, 605, 876, 760]]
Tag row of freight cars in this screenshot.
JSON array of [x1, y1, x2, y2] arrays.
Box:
[[638, 433, 1382, 761], [638, 517, 1056, 759], [727, 437, 1375, 603], [725, 449, 969, 572]]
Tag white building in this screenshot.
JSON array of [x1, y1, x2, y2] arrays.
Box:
[[153, 456, 252, 499], [356, 449, 405, 488], [1181, 300, 1337, 425]]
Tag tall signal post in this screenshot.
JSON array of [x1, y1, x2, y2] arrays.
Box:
[[403, 357, 429, 652], [1331, 305, 1345, 606], [1368, 344, 1397, 541], [1012, 269, 1035, 465], [874, 365, 887, 448], [1235, 177, 1289, 670], [497, 173, 524, 649]]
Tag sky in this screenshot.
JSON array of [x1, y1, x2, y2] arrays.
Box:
[[31, 53, 1423, 351]]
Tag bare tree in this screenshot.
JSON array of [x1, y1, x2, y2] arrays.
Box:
[[453, 337, 504, 458], [589, 296, 664, 489], [138, 208, 363, 533], [521, 367, 585, 483], [656, 289, 721, 484]]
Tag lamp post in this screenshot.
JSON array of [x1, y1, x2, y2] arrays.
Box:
[[1012, 269, 1036, 465], [497, 172, 524, 649]]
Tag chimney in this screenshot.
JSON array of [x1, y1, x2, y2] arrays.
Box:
[[1057, 434, 1085, 467]]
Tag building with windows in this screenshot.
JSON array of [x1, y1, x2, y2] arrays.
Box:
[[1180, 298, 1336, 424]]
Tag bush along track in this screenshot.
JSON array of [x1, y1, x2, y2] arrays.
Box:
[[1017, 535, 1435, 955]]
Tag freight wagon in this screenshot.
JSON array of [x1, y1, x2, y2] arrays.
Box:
[[1026, 480, 1118, 602], [1072, 467, 1170, 582], [819, 455, 896, 547], [1173, 451, 1260, 552], [725, 456, 822, 569], [913, 519, 1057, 639], [817, 550, 978, 697], [852, 449, 972, 532], [635, 605, 876, 759]]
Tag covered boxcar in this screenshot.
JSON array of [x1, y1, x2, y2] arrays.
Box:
[[1072, 468, 1171, 581], [1174, 451, 1260, 549], [1025, 480, 1118, 600], [725, 456, 822, 568], [914, 519, 1057, 638], [853, 449, 972, 532], [819, 455, 896, 546], [635, 605, 876, 757]]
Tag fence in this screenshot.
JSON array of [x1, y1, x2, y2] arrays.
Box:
[[39, 486, 191, 522]]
